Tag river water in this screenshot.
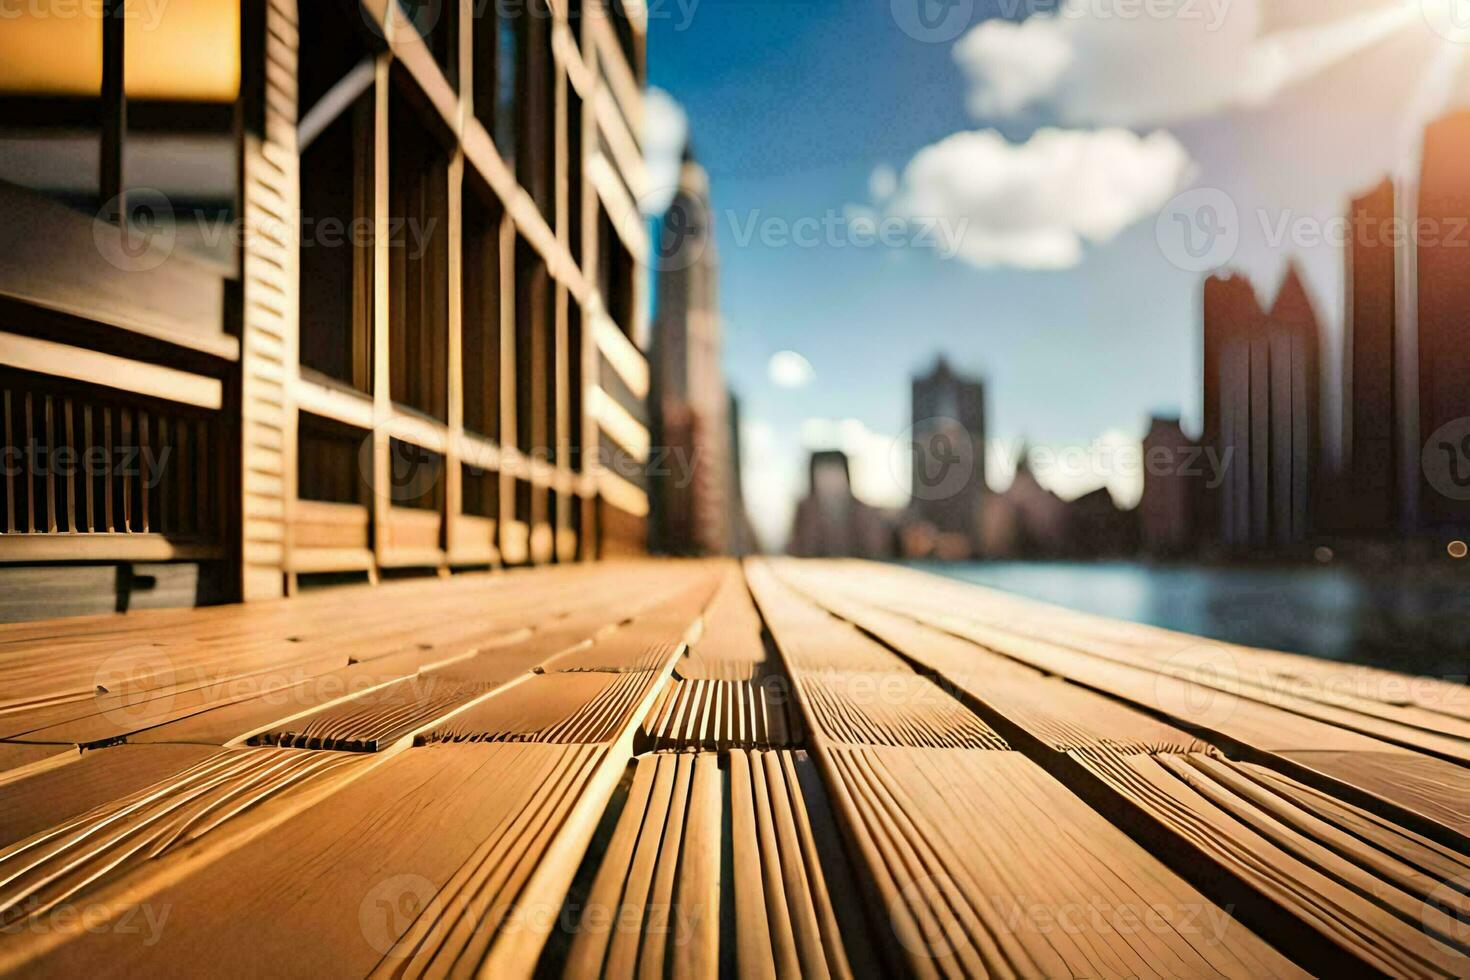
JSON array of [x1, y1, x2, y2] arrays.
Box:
[[915, 560, 1470, 680]]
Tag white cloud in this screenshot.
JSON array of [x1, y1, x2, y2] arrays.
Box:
[[887, 127, 1193, 270], [955, 0, 1418, 129], [800, 418, 909, 509], [641, 88, 689, 217], [868, 164, 898, 204], [767, 350, 816, 389], [739, 417, 798, 552], [988, 430, 1145, 507]]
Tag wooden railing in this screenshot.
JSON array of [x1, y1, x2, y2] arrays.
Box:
[[0, 371, 224, 561]]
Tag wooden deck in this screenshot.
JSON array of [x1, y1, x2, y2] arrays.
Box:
[[0, 559, 1467, 978]]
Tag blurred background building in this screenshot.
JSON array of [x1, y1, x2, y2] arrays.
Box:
[[904, 356, 987, 560], [648, 149, 752, 556], [0, 0, 654, 620], [786, 104, 1470, 566], [789, 450, 892, 560]]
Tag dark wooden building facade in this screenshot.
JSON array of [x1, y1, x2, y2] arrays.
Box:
[[0, 0, 652, 619]]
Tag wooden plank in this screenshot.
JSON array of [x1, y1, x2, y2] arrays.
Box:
[[2, 388, 12, 534], [0, 332, 223, 410], [0, 535, 223, 563]]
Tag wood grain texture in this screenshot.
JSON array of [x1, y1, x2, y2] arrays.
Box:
[[0, 558, 1465, 978]]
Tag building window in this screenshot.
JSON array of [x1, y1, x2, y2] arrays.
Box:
[[474, 0, 522, 168], [520, 0, 555, 222], [300, 97, 375, 393], [598, 205, 635, 338], [515, 237, 552, 459], [461, 462, 499, 519], [462, 180, 503, 440], [387, 78, 451, 421], [401, 0, 459, 89], [568, 86, 584, 265], [297, 0, 368, 122], [297, 413, 370, 506], [568, 298, 585, 472], [609, 0, 642, 84]]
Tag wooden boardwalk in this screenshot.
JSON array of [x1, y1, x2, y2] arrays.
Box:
[[0, 560, 1467, 978]]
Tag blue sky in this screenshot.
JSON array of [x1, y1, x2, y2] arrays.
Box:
[[647, 0, 1467, 549]]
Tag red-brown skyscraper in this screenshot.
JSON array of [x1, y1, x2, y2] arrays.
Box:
[[1339, 178, 1400, 533], [909, 357, 987, 557], [1139, 416, 1198, 556], [1414, 112, 1470, 532], [1201, 267, 1322, 548], [650, 155, 747, 555]]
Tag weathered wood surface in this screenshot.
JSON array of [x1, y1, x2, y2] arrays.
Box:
[[0, 558, 1466, 978]]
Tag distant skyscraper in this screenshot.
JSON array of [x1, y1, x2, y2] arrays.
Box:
[[789, 451, 893, 559], [1202, 272, 1263, 547], [1339, 178, 1400, 534], [1414, 111, 1470, 533], [649, 153, 740, 556], [1269, 266, 1322, 544], [1138, 416, 1198, 556], [1201, 267, 1322, 549], [909, 356, 986, 557]]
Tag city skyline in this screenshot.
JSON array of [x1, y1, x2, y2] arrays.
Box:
[[648, 0, 1470, 549]]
